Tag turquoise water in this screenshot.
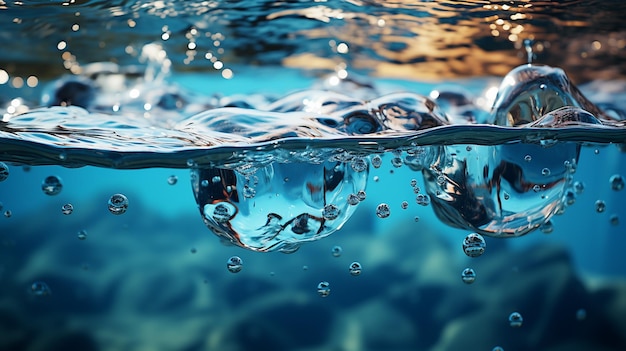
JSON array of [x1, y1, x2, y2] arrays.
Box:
[[2, 1, 626, 350]]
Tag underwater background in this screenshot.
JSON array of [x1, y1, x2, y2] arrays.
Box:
[[1, 1, 626, 351]]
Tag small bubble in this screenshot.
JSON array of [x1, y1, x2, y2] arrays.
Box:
[[541, 168, 551, 176], [508, 312, 523, 327], [373, 176, 379, 182], [348, 261, 362, 276], [610, 214, 619, 226], [416, 193, 430, 206], [410, 179, 417, 187], [347, 193, 360, 206], [211, 175, 222, 184], [371, 155, 382, 168], [540, 220, 554, 234], [331, 245, 342, 257], [609, 174, 625, 191], [595, 200, 606, 213], [59, 152, 67, 161], [462, 233, 486, 258], [461, 268, 476, 284], [391, 157, 403, 168], [323, 204, 340, 220], [186, 159, 196, 167], [77, 230, 87, 240], [41, 175, 63, 196], [563, 190, 576, 206], [414, 216, 420, 222], [401, 201, 409, 209], [61, 203, 73, 215], [576, 308, 587, 321], [201, 179, 209, 187], [466, 146, 472, 152], [594, 149, 600, 155], [0, 162, 9, 181], [503, 192, 510, 200], [524, 154, 532, 162], [356, 190, 366, 201], [167, 175, 178, 185], [376, 203, 390, 218], [302, 265, 309, 271], [317, 281, 331, 297], [350, 157, 368, 172], [226, 256, 243, 273], [436, 175, 446, 185], [30, 281, 51, 296], [533, 184, 541, 192], [108, 193, 129, 215], [573, 181, 585, 194], [4, 210, 11, 218]]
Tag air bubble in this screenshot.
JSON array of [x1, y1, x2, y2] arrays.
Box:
[[323, 204, 340, 220], [0, 162, 8, 181], [436, 175, 445, 185], [416, 193, 430, 206], [61, 203, 73, 215], [524, 154, 532, 162], [371, 155, 382, 168], [391, 157, 403, 168], [401, 201, 409, 209], [461, 268, 476, 284], [414, 216, 420, 222], [350, 157, 367, 172], [610, 214, 619, 226], [41, 175, 63, 196], [331, 245, 342, 257], [212, 203, 234, 223], [108, 193, 129, 215], [573, 181, 585, 194], [541, 168, 551, 176], [348, 262, 362, 276], [356, 190, 366, 201], [31, 281, 51, 296], [167, 175, 178, 185], [595, 200, 606, 213], [373, 176, 379, 182], [211, 175, 222, 183], [376, 203, 390, 218], [563, 189, 576, 206], [532, 184, 541, 192], [4, 210, 11, 218], [77, 229, 87, 240], [508, 312, 523, 327], [317, 281, 331, 297], [226, 256, 243, 273], [347, 193, 360, 206], [462, 233, 486, 258], [540, 220, 554, 234], [503, 192, 510, 200], [410, 179, 417, 187], [610, 174, 624, 191], [201, 179, 209, 187]]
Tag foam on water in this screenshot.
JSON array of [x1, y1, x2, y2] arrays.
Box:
[[1, 45, 626, 251]]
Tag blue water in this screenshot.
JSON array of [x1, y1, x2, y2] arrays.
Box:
[[2, 1, 626, 350]]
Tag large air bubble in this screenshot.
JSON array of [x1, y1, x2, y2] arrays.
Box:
[[191, 160, 368, 252]]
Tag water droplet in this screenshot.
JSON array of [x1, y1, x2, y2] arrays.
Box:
[[41, 175, 63, 196], [371, 155, 382, 168], [541, 168, 551, 176], [524, 154, 532, 162], [0, 162, 9, 182], [540, 220, 554, 234], [61, 203, 73, 215], [167, 175, 178, 185], [356, 190, 366, 201], [323, 204, 340, 220], [401, 201, 409, 209], [30, 281, 51, 296], [226, 256, 243, 273], [350, 157, 367, 172], [317, 281, 330, 297], [610, 214, 619, 226], [576, 308, 587, 321], [508, 312, 523, 327], [108, 193, 129, 215], [610, 174, 624, 191], [461, 268, 476, 284], [595, 200, 606, 213], [347, 193, 360, 206], [4, 210, 11, 218], [462, 233, 486, 258], [331, 245, 342, 257], [77, 229, 87, 240], [376, 203, 390, 218], [415, 193, 430, 206], [348, 261, 362, 276]]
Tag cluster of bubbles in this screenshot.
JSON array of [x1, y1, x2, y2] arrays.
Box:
[[108, 193, 129, 215]]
